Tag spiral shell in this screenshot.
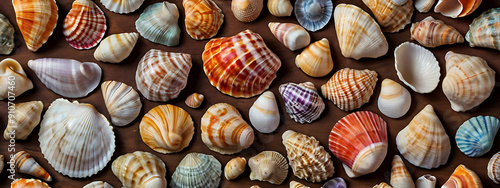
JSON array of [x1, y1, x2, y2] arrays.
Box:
[[225, 157, 246, 180], [466, 8, 500, 51], [0, 58, 33, 100], [390, 155, 415, 188], [249, 91, 280, 133], [94, 32, 139, 63], [279, 82, 325, 124], [378, 79, 411, 119], [83, 181, 113, 188], [136, 2, 181, 46], [456, 116, 499, 157], [248, 151, 288, 184], [488, 151, 500, 184], [435, 0, 482, 18], [112, 151, 167, 188], [295, 38, 334, 77], [362, 0, 414, 32], [294, 0, 333, 32], [63, 0, 106, 50], [185, 93, 204, 108], [170, 153, 222, 188], [0, 13, 14, 55], [11, 179, 50, 188], [411, 16, 464, 48], [416, 174, 437, 188], [442, 165, 483, 188], [3, 101, 42, 140], [268, 22, 310, 51], [232, 0, 263, 22], [14, 151, 52, 181], [183, 0, 224, 40], [267, 0, 293, 17], [101, 81, 142, 126], [100, 0, 144, 14]]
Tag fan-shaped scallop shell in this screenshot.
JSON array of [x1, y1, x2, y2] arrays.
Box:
[[39, 98, 115, 178], [63, 0, 106, 50], [136, 1, 181, 46], [411, 16, 464, 48], [232, 0, 263, 22], [0, 13, 14, 55], [378, 79, 411, 119], [140, 104, 194, 154], [100, 0, 144, 14], [322, 177, 347, 188], [135, 49, 192, 102], [279, 82, 325, 124], [83, 181, 113, 188], [112, 151, 167, 188], [435, 0, 482, 18], [183, 0, 224, 40], [170, 153, 222, 188], [391, 155, 415, 188], [203, 30, 281, 98], [416, 174, 437, 188], [466, 8, 500, 51], [415, 0, 435, 12], [101, 81, 142, 126], [296, 38, 333, 77], [11, 179, 50, 188], [185, 93, 204, 108], [14, 151, 52, 181], [456, 116, 499, 157], [488, 151, 500, 184], [94, 32, 139, 63], [290, 181, 310, 188], [282, 130, 334, 183], [362, 0, 413, 32], [442, 165, 483, 188], [294, 0, 333, 32], [249, 151, 288, 184], [28, 58, 102, 98], [3, 101, 43, 140], [268, 22, 310, 51], [249, 91, 280, 133], [267, 0, 293, 17], [225, 157, 246, 180], [0, 58, 33, 100]]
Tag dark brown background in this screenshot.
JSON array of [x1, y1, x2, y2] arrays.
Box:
[[1, 0, 500, 187]]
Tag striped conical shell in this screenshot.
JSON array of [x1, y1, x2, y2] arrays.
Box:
[[14, 151, 52, 181], [11, 179, 50, 188], [377, 78, 411, 119], [442, 165, 483, 188], [63, 0, 106, 50], [135, 2, 181, 47], [279, 82, 325, 124], [3, 101, 43, 140], [411, 16, 464, 48], [100, 0, 144, 14], [183, 0, 224, 40], [0, 58, 33, 100], [112, 151, 167, 188], [295, 38, 333, 77], [267, 0, 293, 17], [248, 151, 288, 184], [466, 8, 500, 51], [391, 155, 415, 188], [268, 22, 310, 51], [362, 0, 413, 32], [170, 153, 221, 188], [94, 32, 139, 63], [101, 81, 142, 126]]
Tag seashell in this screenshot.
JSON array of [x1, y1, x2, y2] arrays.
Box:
[[294, 0, 333, 32], [282, 130, 334, 183], [321, 68, 378, 111], [322, 177, 347, 188], [250, 186, 262, 188], [0, 155, 3, 174], [0, 13, 14, 55], [112, 151, 167, 188], [415, 174, 437, 188], [329, 111, 388, 178], [391, 155, 415, 188], [94, 32, 139, 63], [396, 105, 451, 169], [11, 179, 50, 188], [203, 30, 281, 98], [39, 98, 115, 178], [201, 103, 255, 154], [415, 0, 435, 12], [63, 0, 106, 50], [183, 0, 224, 40], [83, 181, 113, 188], [248, 151, 288, 184], [225, 157, 246, 180], [185, 93, 204, 108], [442, 164, 483, 188], [378, 78, 411, 119], [268, 22, 310, 51], [295, 38, 334, 77], [12, 0, 57, 52], [393, 0, 410, 5], [170, 153, 221, 188], [374, 182, 393, 188], [465, 8, 500, 51], [136, 2, 181, 47], [434, 0, 482, 18], [267, 0, 293, 17], [0, 58, 33, 100], [394, 42, 440, 94], [442, 51, 495, 112], [334, 4, 388, 59], [101, 81, 142, 126], [290, 181, 310, 188], [135, 49, 192, 102], [14, 151, 52, 181], [410, 16, 464, 48], [249, 91, 280, 133], [100, 0, 144, 14], [28, 58, 102, 98], [139, 104, 194, 154], [456, 116, 499, 157], [488, 151, 500, 184], [232, 0, 263, 22], [279, 82, 325, 124], [362, 0, 414, 33], [3, 101, 43, 140]]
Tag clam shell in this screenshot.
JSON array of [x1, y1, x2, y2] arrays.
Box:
[[94, 32, 139, 63], [3, 101, 43, 140], [322, 177, 347, 188], [203, 30, 281, 98], [0, 58, 33, 100], [466, 8, 500, 51], [295, 38, 334, 77], [63, 0, 106, 50], [456, 116, 499, 157], [0, 13, 14, 55], [185, 93, 204, 108], [394, 42, 440, 93], [136, 2, 181, 47], [390, 155, 415, 188], [39, 98, 115, 178], [183, 0, 224, 40], [415, 174, 437, 188], [28, 58, 102, 98], [14, 151, 52, 181], [101, 81, 142, 126], [488, 151, 500, 184], [232, 0, 263, 22], [112, 151, 167, 188], [334, 4, 388, 59], [83, 181, 113, 188], [248, 151, 288, 184], [249, 91, 280, 133], [135, 49, 192, 102], [282, 130, 334, 183], [225, 157, 246, 180], [267, 0, 293, 17], [442, 165, 483, 188], [170, 153, 222, 188], [268, 22, 310, 51], [100, 0, 144, 14], [411, 16, 464, 48], [415, 0, 435, 12], [290, 181, 310, 188], [294, 0, 333, 31], [11, 179, 50, 188], [362, 0, 413, 32], [279, 82, 325, 124], [377, 78, 411, 119], [435, 0, 482, 18], [374, 182, 393, 188]]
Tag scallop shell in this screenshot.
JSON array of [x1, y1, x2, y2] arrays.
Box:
[[362, 0, 413, 32], [378, 78, 411, 119], [465, 8, 500, 51], [374, 182, 393, 188], [442, 51, 495, 112], [94, 32, 139, 63], [232, 0, 263, 22], [0, 13, 14, 55], [201, 103, 255, 154], [295, 38, 334, 77], [248, 151, 288, 184], [294, 0, 333, 31], [456, 116, 499, 157], [170, 153, 222, 188], [11, 179, 50, 188], [249, 91, 280, 133], [279, 82, 325, 124], [282, 130, 334, 183], [268, 22, 310, 51], [488, 151, 500, 184], [112, 151, 167, 188], [322, 177, 347, 188], [139, 104, 194, 154], [63, 0, 106, 50], [14, 151, 52, 181], [415, 0, 435, 12], [410, 16, 464, 48], [0, 58, 33, 100], [396, 105, 451, 169], [391, 155, 415, 188], [101, 81, 141, 126], [135, 49, 192, 102], [100, 0, 144, 14], [394, 42, 440, 93], [434, 0, 482, 18], [415, 174, 437, 188], [334, 4, 389, 59], [290, 181, 310, 188], [12, 0, 58, 52], [442, 165, 483, 188], [185, 93, 204, 108], [329, 111, 388, 178], [135, 2, 181, 47], [39, 98, 115, 178], [183, 0, 224, 40], [28, 58, 102, 98], [203, 30, 281, 98], [83, 181, 113, 188], [225, 157, 246, 180], [267, 0, 293, 17], [3, 101, 43, 140], [321, 68, 378, 111]]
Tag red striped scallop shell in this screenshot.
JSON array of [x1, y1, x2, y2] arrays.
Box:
[[63, 0, 107, 50]]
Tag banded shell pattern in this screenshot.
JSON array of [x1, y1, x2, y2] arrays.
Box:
[[390, 155, 415, 188], [83, 181, 113, 188], [112, 151, 167, 188], [411, 16, 464, 48], [295, 38, 334, 77], [456, 116, 499, 157], [488, 151, 500, 184], [279, 82, 325, 124], [465, 8, 500, 51], [362, 0, 414, 32], [136, 2, 181, 46], [415, 0, 435, 12], [0, 58, 33, 100], [377, 79, 411, 119], [170, 153, 222, 188], [290, 181, 310, 188], [185, 93, 204, 108], [14, 151, 52, 181], [0, 13, 14, 55], [183, 0, 224, 40], [11, 179, 50, 188], [3, 101, 43, 140], [63, 0, 106, 50], [248, 151, 288, 184], [249, 91, 280, 133], [101, 81, 142, 126], [94, 32, 139, 63], [267, 0, 293, 17], [442, 165, 483, 188], [268, 22, 310, 51]]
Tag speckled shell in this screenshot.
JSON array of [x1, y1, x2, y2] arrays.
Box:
[[183, 0, 224, 40], [11, 179, 50, 188], [268, 22, 310, 51], [3, 101, 43, 140], [100, 0, 144, 14], [294, 0, 333, 31], [290, 181, 310, 188], [0, 58, 33, 100], [279, 82, 325, 124], [94, 32, 139, 63], [466, 8, 500, 51], [435, 0, 482, 18], [378, 79, 411, 119], [135, 49, 192, 102], [101, 81, 142, 126], [63, 0, 106, 50], [296, 38, 333, 77], [232, 0, 263, 22], [170, 153, 222, 188], [0, 13, 14, 55], [267, 0, 293, 17], [248, 151, 288, 184], [442, 165, 483, 188], [374, 182, 393, 188], [282, 130, 334, 183], [14, 151, 52, 181], [411, 16, 464, 48], [224, 157, 246, 180], [322, 177, 347, 188], [136, 2, 181, 46], [488, 151, 500, 184], [249, 91, 280, 133], [415, 0, 435, 12], [203, 30, 281, 98], [362, 0, 413, 32], [456, 116, 499, 157], [112, 151, 167, 188], [83, 181, 113, 188], [391, 155, 415, 188], [416, 174, 437, 188], [185, 93, 204, 108]]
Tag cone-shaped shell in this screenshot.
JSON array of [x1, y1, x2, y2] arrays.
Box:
[[396, 105, 451, 169], [442, 51, 495, 112], [170, 153, 222, 188], [225, 157, 246, 180], [434, 0, 482, 18], [11, 179, 50, 188], [456, 116, 499, 157], [201, 103, 255, 154], [374, 182, 393, 188], [14, 151, 52, 181], [442, 165, 483, 188], [112, 151, 167, 188], [100, 0, 144, 14], [391, 155, 415, 188], [249, 91, 280, 133], [135, 49, 192, 102], [416, 174, 437, 188], [0, 58, 33, 100], [268, 22, 310, 51], [3, 101, 43, 140], [362, 0, 413, 32], [279, 82, 325, 124], [232, 0, 263, 22], [39, 98, 115, 178], [203, 30, 281, 98], [185, 93, 204, 108], [83, 181, 113, 188], [267, 0, 293, 17], [411, 16, 464, 48], [329, 111, 388, 178], [465, 8, 500, 51], [334, 4, 388, 59], [294, 0, 333, 32], [0, 13, 14, 55], [290, 181, 310, 188], [488, 151, 500, 184], [322, 177, 347, 188], [249, 151, 288, 184], [183, 0, 224, 40], [415, 0, 435, 12], [295, 38, 333, 77], [136, 2, 181, 46], [94, 32, 139, 63], [282, 130, 334, 182], [378, 79, 411, 119], [101, 81, 142, 126], [140, 104, 194, 154], [63, 0, 106, 50]]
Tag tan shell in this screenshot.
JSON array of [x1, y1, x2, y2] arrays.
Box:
[[225, 157, 247, 180], [267, 0, 293, 16], [390, 155, 415, 188], [249, 151, 288, 184], [232, 0, 263, 22], [3, 101, 43, 140], [101, 81, 142, 126], [374, 182, 393, 188], [442, 165, 483, 188], [94, 32, 139, 63], [290, 181, 310, 188], [0, 58, 33, 100], [488, 151, 500, 184], [112, 151, 167, 188], [185, 93, 204, 108], [14, 151, 52, 181], [411, 16, 464, 48], [83, 181, 113, 188], [295, 38, 333, 77], [362, 0, 414, 32], [183, 0, 224, 40], [11, 178, 51, 188]]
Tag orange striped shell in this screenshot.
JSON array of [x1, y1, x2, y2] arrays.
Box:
[[63, 0, 106, 50], [183, 0, 224, 40], [11, 179, 50, 188]]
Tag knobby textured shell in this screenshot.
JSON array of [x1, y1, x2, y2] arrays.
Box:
[[232, 0, 263, 22], [0, 13, 14, 55], [415, 0, 435, 12], [268, 22, 310, 51], [135, 49, 192, 102], [39, 98, 115, 178], [290, 181, 310, 188], [248, 151, 288, 184], [3, 101, 43, 140], [442, 165, 483, 188], [321, 177, 347, 188], [435, 0, 482, 18], [136, 2, 181, 46], [170, 153, 222, 188], [83, 181, 113, 188], [488, 151, 500, 184], [249, 91, 280, 133], [378, 79, 411, 119], [112, 151, 167, 188], [456, 116, 499, 157], [294, 0, 333, 31], [465, 8, 500, 51], [185, 93, 204, 108], [362, 0, 414, 32], [0, 58, 33, 100], [11, 179, 50, 188], [224, 157, 246, 180], [411, 16, 464, 48], [63, 0, 107, 50], [415, 174, 437, 188], [267, 0, 293, 17], [183, 0, 224, 40], [295, 38, 334, 77], [391, 155, 415, 188], [101, 80, 142, 126], [14, 151, 52, 181], [94, 32, 139, 63], [203, 30, 281, 98], [100, 0, 144, 14], [279, 82, 325, 124], [140, 104, 194, 154]]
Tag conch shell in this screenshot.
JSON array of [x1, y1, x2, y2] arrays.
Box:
[[390, 155, 415, 188], [466, 8, 500, 51], [170, 153, 221, 188], [83, 181, 113, 188], [268, 22, 310, 51], [11, 179, 50, 188], [94, 32, 139, 63], [14, 151, 52, 181], [295, 38, 334, 77], [248, 151, 288, 184], [0, 13, 14, 55], [63, 0, 106, 50], [185, 93, 204, 108], [249, 91, 280, 133], [135, 2, 181, 46], [442, 165, 483, 188], [361, 0, 414, 32], [411, 16, 464, 48], [3, 101, 43, 140], [434, 0, 482, 18], [112, 151, 167, 188], [267, 0, 293, 17], [225, 157, 246, 180], [377, 79, 411, 119], [488, 151, 500, 184], [101, 81, 142, 126], [0, 58, 33, 100], [183, 0, 224, 40], [100, 0, 144, 14], [232, 0, 263, 22]]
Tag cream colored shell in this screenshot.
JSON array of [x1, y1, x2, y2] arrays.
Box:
[[415, 174, 437, 188], [185, 93, 204, 108], [361, 0, 414, 32], [94, 32, 139, 63], [290, 181, 310, 188], [295, 38, 333, 77], [249, 91, 280, 133], [83, 181, 113, 188], [249, 151, 288, 184], [14, 151, 52, 181], [232, 0, 263, 22], [101, 81, 142, 126], [377, 79, 411, 119], [0, 58, 33, 100], [225, 157, 246, 180], [3, 101, 43, 140], [390, 155, 414, 188], [267, 0, 293, 17], [11, 178, 50, 188], [112, 151, 167, 188]]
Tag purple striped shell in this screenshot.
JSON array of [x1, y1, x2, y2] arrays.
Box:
[[279, 82, 325, 124], [322, 177, 347, 188]]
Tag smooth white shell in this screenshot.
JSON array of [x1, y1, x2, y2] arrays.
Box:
[[415, 174, 437, 188], [395, 42, 440, 93], [378, 79, 411, 119], [249, 91, 280, 133]]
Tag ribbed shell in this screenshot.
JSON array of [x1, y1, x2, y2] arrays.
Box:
[[279, 82, 325, 124], [170, 153, 222, 188], [100, 0, 144, 14], [415, 0, 435, 12], [112, 151, 167, 188], [456, 116, 499, 157], [294, 0, 333, 32], [0, 58, 33, 100], [374, 182, 393, 188], [390, 155, 415, 188], [185, 93, 204, 108], [3, 101, 43, 140], [183, 0, 224, 40], [415, 174, 437, 188], [362, 0, 413, 32], [442, 165, 483, 188], [267, 0, 293, 17], [322, 177, 347, 188], [249, 91, 280, 133], [101, 81, 142, 126], [268, 22, 310, 51], [290, 181, 310, 188], [224, 157, 246, 180], [0, 13, 14, 55], [488, 151, 500, 184], [295, 38, 333, 77], [83, 181, 113, 188], [63, 0, 106, 50], [94, 32, 139, 63], [232, 0, 263, 22], [135, 2, 181, 46], [466, 8, 500, 51], [11, 179, 50, 188], [411, 16, 464, 48], [377, 79, 411, 119], [135, 49, 192, 102], [202, 30, 281, 98], [248, 151, 288, 184], [434, 0, 482, 18]]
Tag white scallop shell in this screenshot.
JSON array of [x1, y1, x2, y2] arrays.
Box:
[[101, 81, 142, 126], [249, 91, 280, 133], [83, 181, 113, 188], [377, 79, 411, 119], [94, 32, 139, 63], [100, 0, 144, 14]]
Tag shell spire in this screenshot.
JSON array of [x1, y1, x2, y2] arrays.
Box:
[[377, 79, 411, 119], [295, 38, 334, 77], [14, 151, 52, 181], [268, 22, 310, 51], [411, 16, 464, 48], [249, 91, 280, 133], [390, 155, 415, 188]]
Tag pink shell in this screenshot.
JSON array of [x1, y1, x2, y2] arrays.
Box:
[[63, 0, 107, 50]]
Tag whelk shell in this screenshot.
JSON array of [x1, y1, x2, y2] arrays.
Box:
[[112, 151, 167, 188], [14, 151, 52, 182], [170, 153, 222, 188], [249, 91, 280, 133], [101, 81, 142, 126], [362, 0, 414, 32], [294, 0, 333, 32], [185, 93, 204, 108], [83, 181, 113, 188], [0, 58, 33, 100], [390, 155, 415, 188], [63, 0, 106, 50], [290, 181, 310, 188], [415, 174, 437, 188], [377, 79, 411, 119], [465, 8, 500, 51], [0, 13, 14, 55], [415, 0, 435, 12], [434, 0, 482, 18], [3, 101, 43, 140], [136, 2, 181, 46], [100, 0, 144, 14], [411, 16, 464, 48], [279, 82, 325, 124], [94, 32, 139, 63], [456, 116, 499, 157], [321, 177, 347, 188], [232, 0, 263, 22], [183, 0, 224, 40], [225, 157, 246, 180], [442, 165, 483, 188], [295, 38, 334, 77], [267, 0, 293, 17], [11, 179, 50, 188], [268, 22, 310, 51], [248, 151, 288, 184], [488, 151, 500, 184]]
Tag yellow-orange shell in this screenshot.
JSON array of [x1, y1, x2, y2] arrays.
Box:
[[411, 16, 464, 48], [183, 0, 224, 40], [362, 0, 414, 33], [295, 38, 333, 77], [11, 179, 50, 188], [442, 165, 483, 188]]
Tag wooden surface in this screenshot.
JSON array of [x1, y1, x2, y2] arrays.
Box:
[[1, 0, 500, 187]]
